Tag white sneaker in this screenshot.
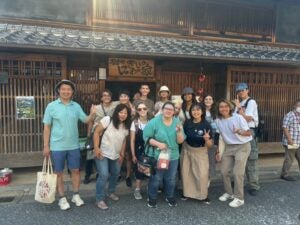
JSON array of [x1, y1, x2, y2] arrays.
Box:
[[71, 194, 84, 207], [134, 189, 143, 200], [229, 198, 244, 208], [219, 193, 234, 202], [58, 197, 70, 210]]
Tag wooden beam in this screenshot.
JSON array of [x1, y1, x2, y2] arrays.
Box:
[[0, 152, 44, 168]]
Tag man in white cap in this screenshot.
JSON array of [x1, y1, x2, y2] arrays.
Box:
[[234, 82, 260, 196], [43, 80, 96, 210], [154, 85, 171, 116]]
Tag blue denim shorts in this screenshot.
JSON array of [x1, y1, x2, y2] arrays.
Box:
[[51, 149, 81, 172]]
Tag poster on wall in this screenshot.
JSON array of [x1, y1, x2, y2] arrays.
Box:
[[16, 96, 35, 119]]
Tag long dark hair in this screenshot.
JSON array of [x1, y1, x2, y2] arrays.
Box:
[[189, 103, 206, 122], [203, 94, 217, 120], [181, 94, 197, 112], [112, 104, 131, 129]]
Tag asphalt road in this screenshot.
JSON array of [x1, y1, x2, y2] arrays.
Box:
[[0, 179, 299, 225]]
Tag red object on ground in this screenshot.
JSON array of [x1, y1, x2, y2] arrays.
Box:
[[0, 169, 13, 186]]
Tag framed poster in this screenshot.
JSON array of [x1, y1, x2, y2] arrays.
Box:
[[16, 96, 35, 119]]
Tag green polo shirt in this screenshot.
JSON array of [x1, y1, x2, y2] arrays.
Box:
[[43, 98, 87, 151], [143, 114, 185, 160]]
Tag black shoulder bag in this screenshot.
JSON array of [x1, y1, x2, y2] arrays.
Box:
[[137, 138, 156, 177]]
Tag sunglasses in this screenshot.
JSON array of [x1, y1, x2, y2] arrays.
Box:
[[137, 107, 147, 112]]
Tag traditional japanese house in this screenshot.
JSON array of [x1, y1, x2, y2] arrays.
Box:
[[0, 0, 300, 167]]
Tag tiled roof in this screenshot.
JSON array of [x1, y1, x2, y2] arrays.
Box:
[[0, 23, 300, 63]]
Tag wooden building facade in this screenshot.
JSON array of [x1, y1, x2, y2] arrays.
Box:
[[0, 0, 300, 167]]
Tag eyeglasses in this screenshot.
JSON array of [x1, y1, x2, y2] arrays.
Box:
[[102, 94, 111, 97], [163, 107, 175, 111], [137, 107, 147, 112]]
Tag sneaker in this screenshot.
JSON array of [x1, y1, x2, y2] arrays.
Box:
[[248, 189, 258, 196], [96, 200, 109, 210], [134, 189, 143, 200], [147, 198, 157, 208], [158, 187, 163, 193], [181, 195, 188, 201], [58, 197, 70, 210], [71, 194, 84, 206], [83, 178, 91, 184], [219, 193, 234, 202], [165, 197, 177, 207], [280, 175, 296, 181], [126, 177, 132, 187], [229, 198, 244, 208], [107, 193, 119, 201], [200, 197, 211, 205]]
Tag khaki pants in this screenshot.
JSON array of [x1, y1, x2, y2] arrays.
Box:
[[281, 145, 300, 177], [180, 142, 209, 200], [221, 142, 250, 200]]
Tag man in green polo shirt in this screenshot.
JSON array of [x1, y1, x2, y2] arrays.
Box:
[[43, 80, 95, 210]]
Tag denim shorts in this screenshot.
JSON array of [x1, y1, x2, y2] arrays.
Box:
[[51, 149, 81, 172]]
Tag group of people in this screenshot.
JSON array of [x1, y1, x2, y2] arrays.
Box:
[[43, 79, 300, 211]]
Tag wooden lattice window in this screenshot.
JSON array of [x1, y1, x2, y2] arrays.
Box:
[[228, 66, 300, 142], [0, 54, 66, 160]]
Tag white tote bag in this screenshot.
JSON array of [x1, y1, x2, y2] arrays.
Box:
[[35, 157, 57, 204]]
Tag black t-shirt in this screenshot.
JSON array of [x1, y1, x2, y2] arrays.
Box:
[[183, 119, 212, 148]]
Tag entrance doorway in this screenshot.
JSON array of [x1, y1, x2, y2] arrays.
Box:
[[106, 81, 157, 102]]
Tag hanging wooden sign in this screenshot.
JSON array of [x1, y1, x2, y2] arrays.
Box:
[[109, 58, 154, 78]]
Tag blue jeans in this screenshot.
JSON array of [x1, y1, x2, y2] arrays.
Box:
[[95, 157, 121, 201], [148, 159, 178, 200]]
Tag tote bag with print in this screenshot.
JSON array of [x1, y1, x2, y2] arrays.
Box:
[[35, 157, 57, 204]]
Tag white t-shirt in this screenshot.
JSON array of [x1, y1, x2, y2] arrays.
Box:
[[239, 98, 258, 128], [216, 114, 252, 144], [100, 116, 129, 160], [130, 119, 148, 132]]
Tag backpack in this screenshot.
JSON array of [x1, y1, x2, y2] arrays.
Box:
[[244, 98, 263, 138]]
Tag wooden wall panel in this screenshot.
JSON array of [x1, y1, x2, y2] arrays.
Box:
[[227, 66, 300, 142], [69, 69, 102, 137], [0, 54, 65, 167], [160, 70, 216, 100]]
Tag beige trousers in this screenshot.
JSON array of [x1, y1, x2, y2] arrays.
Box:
[[180, 142, 209, 200], [221, 142, 251, 200]]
